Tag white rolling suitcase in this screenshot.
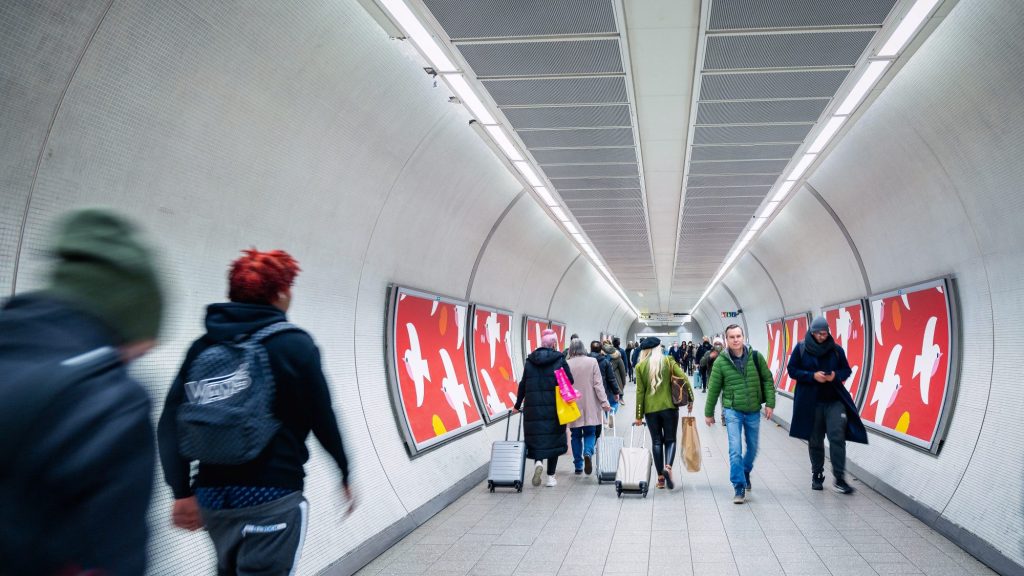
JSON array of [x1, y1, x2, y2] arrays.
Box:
[[596, 420, 623, 485], [487, 413, 525, 493], [615, 423, 652, 498]]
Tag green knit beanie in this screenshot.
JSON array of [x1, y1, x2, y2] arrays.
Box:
[[47, 209, 164, 343]]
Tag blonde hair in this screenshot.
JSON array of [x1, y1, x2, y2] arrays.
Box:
[[638, 346, 666, 392]]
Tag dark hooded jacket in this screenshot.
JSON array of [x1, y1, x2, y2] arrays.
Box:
[[602, 343, 627, 396], [514, 347, 571, 460], [0, 295, 153, 576], [158, 302, 349, 499], [786, 332, 868, 444], [589, 351, 620, 400]]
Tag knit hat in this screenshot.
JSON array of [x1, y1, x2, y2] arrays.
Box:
[[47, 209, 164, 343], [810, 316, 829, 333], [713, 336, 724, 346], [639, 337, 661, 350]]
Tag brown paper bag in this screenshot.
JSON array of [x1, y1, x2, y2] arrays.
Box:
[[681, 416, 702, 472]]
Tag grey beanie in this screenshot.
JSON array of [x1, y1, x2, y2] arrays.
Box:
[[47, 209, 164, 343], [810, 316, 829, 333]]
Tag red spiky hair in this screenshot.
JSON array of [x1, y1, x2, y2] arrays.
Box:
[[228, 248, 301, 305]]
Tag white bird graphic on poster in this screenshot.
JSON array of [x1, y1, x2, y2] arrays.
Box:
[[769, 328, 781, 375], [913, 316, 941, 404], [485, 312, 501, 368], [534, 322, 542, 350], [403, 323, 431, 407], [440, 348, 471, 426], [504, 328, 513, 365], [455, 305, 466, 350], [480, 369, 506, 414], [870, 344, 902, 424], [846, 365, 859, 393], [872, 299, 885, 345], [836, 307, 852, 345], [430, 299, 438, 316], [901, 294, 911, 310]]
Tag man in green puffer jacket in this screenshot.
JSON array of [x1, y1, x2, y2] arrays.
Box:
[[704, 324, 776, 505]]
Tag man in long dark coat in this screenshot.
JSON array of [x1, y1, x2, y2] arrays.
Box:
[[787, 317, 868, 494]]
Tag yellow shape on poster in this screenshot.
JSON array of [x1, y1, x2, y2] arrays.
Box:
[[892, 299, 902, 331], [432, 414, 447, 436], [498, 366, 510, 380], [895, 411, 910, 434]]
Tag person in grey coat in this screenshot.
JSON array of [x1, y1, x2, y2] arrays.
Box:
[[565, 338, 611, 475]]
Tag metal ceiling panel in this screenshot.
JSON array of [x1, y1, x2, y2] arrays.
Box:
[[520, 128, 634, 148], [703, 31, 875, 70], [684, 185, 770, 198], [422, 0, 617, 39], [483, 77, 628, 106], [532, 147, 637, 165], [560, 189, 642, 200], [690, 144, 799, 161], [708, 0, 897, 31], [695, 99, 829, 125], [693, 123, 812, 144], [546, 163, 640, 178], [552, 176, 641, 190], [683, 197, 763, 208], [699, 70, 851, 100], [688, 159, 789, 175], [459, 39, 623, 77], [505, 105, 632, 130], [688, 173, 780, 187]]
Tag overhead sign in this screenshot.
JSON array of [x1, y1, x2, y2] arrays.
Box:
[[720, 310, 742, 318], [639, 312, 691, 322]]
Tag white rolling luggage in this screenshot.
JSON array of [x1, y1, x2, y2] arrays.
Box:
[[596, 420, 623, 484], [487, 413, 525, 493], [615, 423, 652, 498]]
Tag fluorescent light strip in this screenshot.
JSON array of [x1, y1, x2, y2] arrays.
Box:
[[878, 0, 941, 57], [771, 181, 795, 203], [750, 217, 767, 231], [484, 125, 522, 161], [786, 153, 817, 181], [534, 186, 557, 206], [377, 0, 456, 72], [760, 201, 781, 217], [836, 61, 889, 115], [571, 232, 585, 243], [444, 75, 495, 124], [551, 206, 568, 221], [514, 161, 543, 187], [807, 116, 846, 154], [564, 221, 579, 235]]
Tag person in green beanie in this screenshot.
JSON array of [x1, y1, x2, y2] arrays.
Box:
[[0, 208, 164, 575]]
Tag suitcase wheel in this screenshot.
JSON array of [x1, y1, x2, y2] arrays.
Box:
[[615, 481, 622, 498], [597, 477, 603, 485], [515, 481, 523, 492], [487, 481, 494, 493]]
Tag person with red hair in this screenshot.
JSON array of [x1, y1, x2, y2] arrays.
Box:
[[158, 248, 354, 575]]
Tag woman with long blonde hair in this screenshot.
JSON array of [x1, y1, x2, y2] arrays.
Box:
[[634, 337, 692, 489]]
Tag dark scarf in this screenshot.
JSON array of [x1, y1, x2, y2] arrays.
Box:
[[729, 346, 749, 374], [803, 331, 836, 357]]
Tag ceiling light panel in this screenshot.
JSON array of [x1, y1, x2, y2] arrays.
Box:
[[878, 0, 941, 56], [786, 153, 818, 181], [807, 116, 846, 154], [377, 0, 457, 71], [484, 125, 522, 161], [534, 186, 557, 206], [835, 60, 890, 115], [771, 181, 795, 202], [513, 161, 542, 186], [443, 74, 495, 123]]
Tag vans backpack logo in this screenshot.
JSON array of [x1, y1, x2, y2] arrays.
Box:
[[176, 322, 300, 465]]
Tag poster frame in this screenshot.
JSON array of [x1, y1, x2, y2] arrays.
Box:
[[859, 277, 961, 454], [549, 320, 567, 352], [777, 312, 812, 398], [765, 317, 786, 386], [821, 298, 872, 409], [384, 284, 483, 457], [468, 303, 518, 425], [522, 315, 550, 360]]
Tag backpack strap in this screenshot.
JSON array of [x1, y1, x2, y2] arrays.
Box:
[[751, 349, 767, 404], [249, 321, 303, 343]]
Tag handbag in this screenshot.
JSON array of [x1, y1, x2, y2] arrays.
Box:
[[554, 367, 579, 402], [555, 389, 581, 425], [669, 361, 693, 408], [681, 416, 702, 472]]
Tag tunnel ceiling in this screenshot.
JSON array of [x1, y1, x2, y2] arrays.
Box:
[[410, 0, 905, 314]]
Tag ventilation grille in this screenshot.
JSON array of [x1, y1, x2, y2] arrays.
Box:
[[688, 174, 780, 187], [483, 77, 628, 106], [505, 105, 631, 130], [545, 163, 639, 178], [532, 147, 637, 165], [696, 99, 830, 125], [704, 31, 875, 70], [684, 185, 770, 198], [708, 0, 897, 31], [459, 40, 623, 77], [560, 189, 642, 201], [690, 144, 799, 162], [552, 176, 641, 190], [693, 124, 812, 144], [699, 70, 851, 100], [521, 128, 634, 148], [688, 160, 789, 175], [422, 0, 617, 39]]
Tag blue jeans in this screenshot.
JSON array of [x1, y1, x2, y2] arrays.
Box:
[[570, 425, 598, 470], [724, 408, 760, 489]]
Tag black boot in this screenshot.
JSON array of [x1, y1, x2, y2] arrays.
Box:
[[812, 472, 824, 491], [663, 442, 677, 489]]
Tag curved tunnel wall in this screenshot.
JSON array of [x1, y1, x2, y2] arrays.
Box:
[[0, 1, 635, 574], [694, 1, 1023, 571]]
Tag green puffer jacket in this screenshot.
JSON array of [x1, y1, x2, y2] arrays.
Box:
[[635, 355, 691, 419], [704, 346, 775, 417]]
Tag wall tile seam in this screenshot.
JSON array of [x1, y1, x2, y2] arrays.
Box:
[[466, 188, 528, 302], [514, 224, 571, 318], [10, 0, 116, 297], [896, 122, 996, 520], [350, 109, 454, 515], [748, 250, 785, 315], [719, 282, 747, 338], [546, 253, 582, 319], [803, 182, 872, 295]]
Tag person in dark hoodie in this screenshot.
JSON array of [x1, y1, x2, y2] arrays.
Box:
[[514, 329, 571, 488], [590, 340, 621, 428], [158, 248, 353, 575], [0, 209, 163, 575], [787, 316, 868, 494]]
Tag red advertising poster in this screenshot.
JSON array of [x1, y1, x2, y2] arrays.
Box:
[[823, 301, 867, 403], [779, 313, 809, 396], [765, 319, 785, 385], [389, 287, 483, 453], [549, 321, 566, 352], [523, 316, 548, 358], [860, 280, 954, 450], [470, 305, 519, 421]]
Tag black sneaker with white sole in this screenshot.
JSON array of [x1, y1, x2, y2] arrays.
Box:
[[812, 473, 824, 491], [833, 478, 855, 494]]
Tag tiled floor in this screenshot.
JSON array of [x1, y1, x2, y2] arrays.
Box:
[[355, 383, 998, 576]]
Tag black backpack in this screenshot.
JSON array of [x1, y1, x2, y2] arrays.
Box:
[[176, 322, 299, 465]]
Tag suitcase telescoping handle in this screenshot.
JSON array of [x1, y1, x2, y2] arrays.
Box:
[[505, 410, 523, 441], [630, 422, 647, 449]]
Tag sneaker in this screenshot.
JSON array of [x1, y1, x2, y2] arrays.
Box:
[[811, 473, 824, 491], [532, 461, 544, 486], [574, 468, 582, 475], [833, 478, 855, 494], [584, 455, 593, 475], [744, 472, 751, 491], [733, 487, 745, 504], [545, 475, 558, 487]]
